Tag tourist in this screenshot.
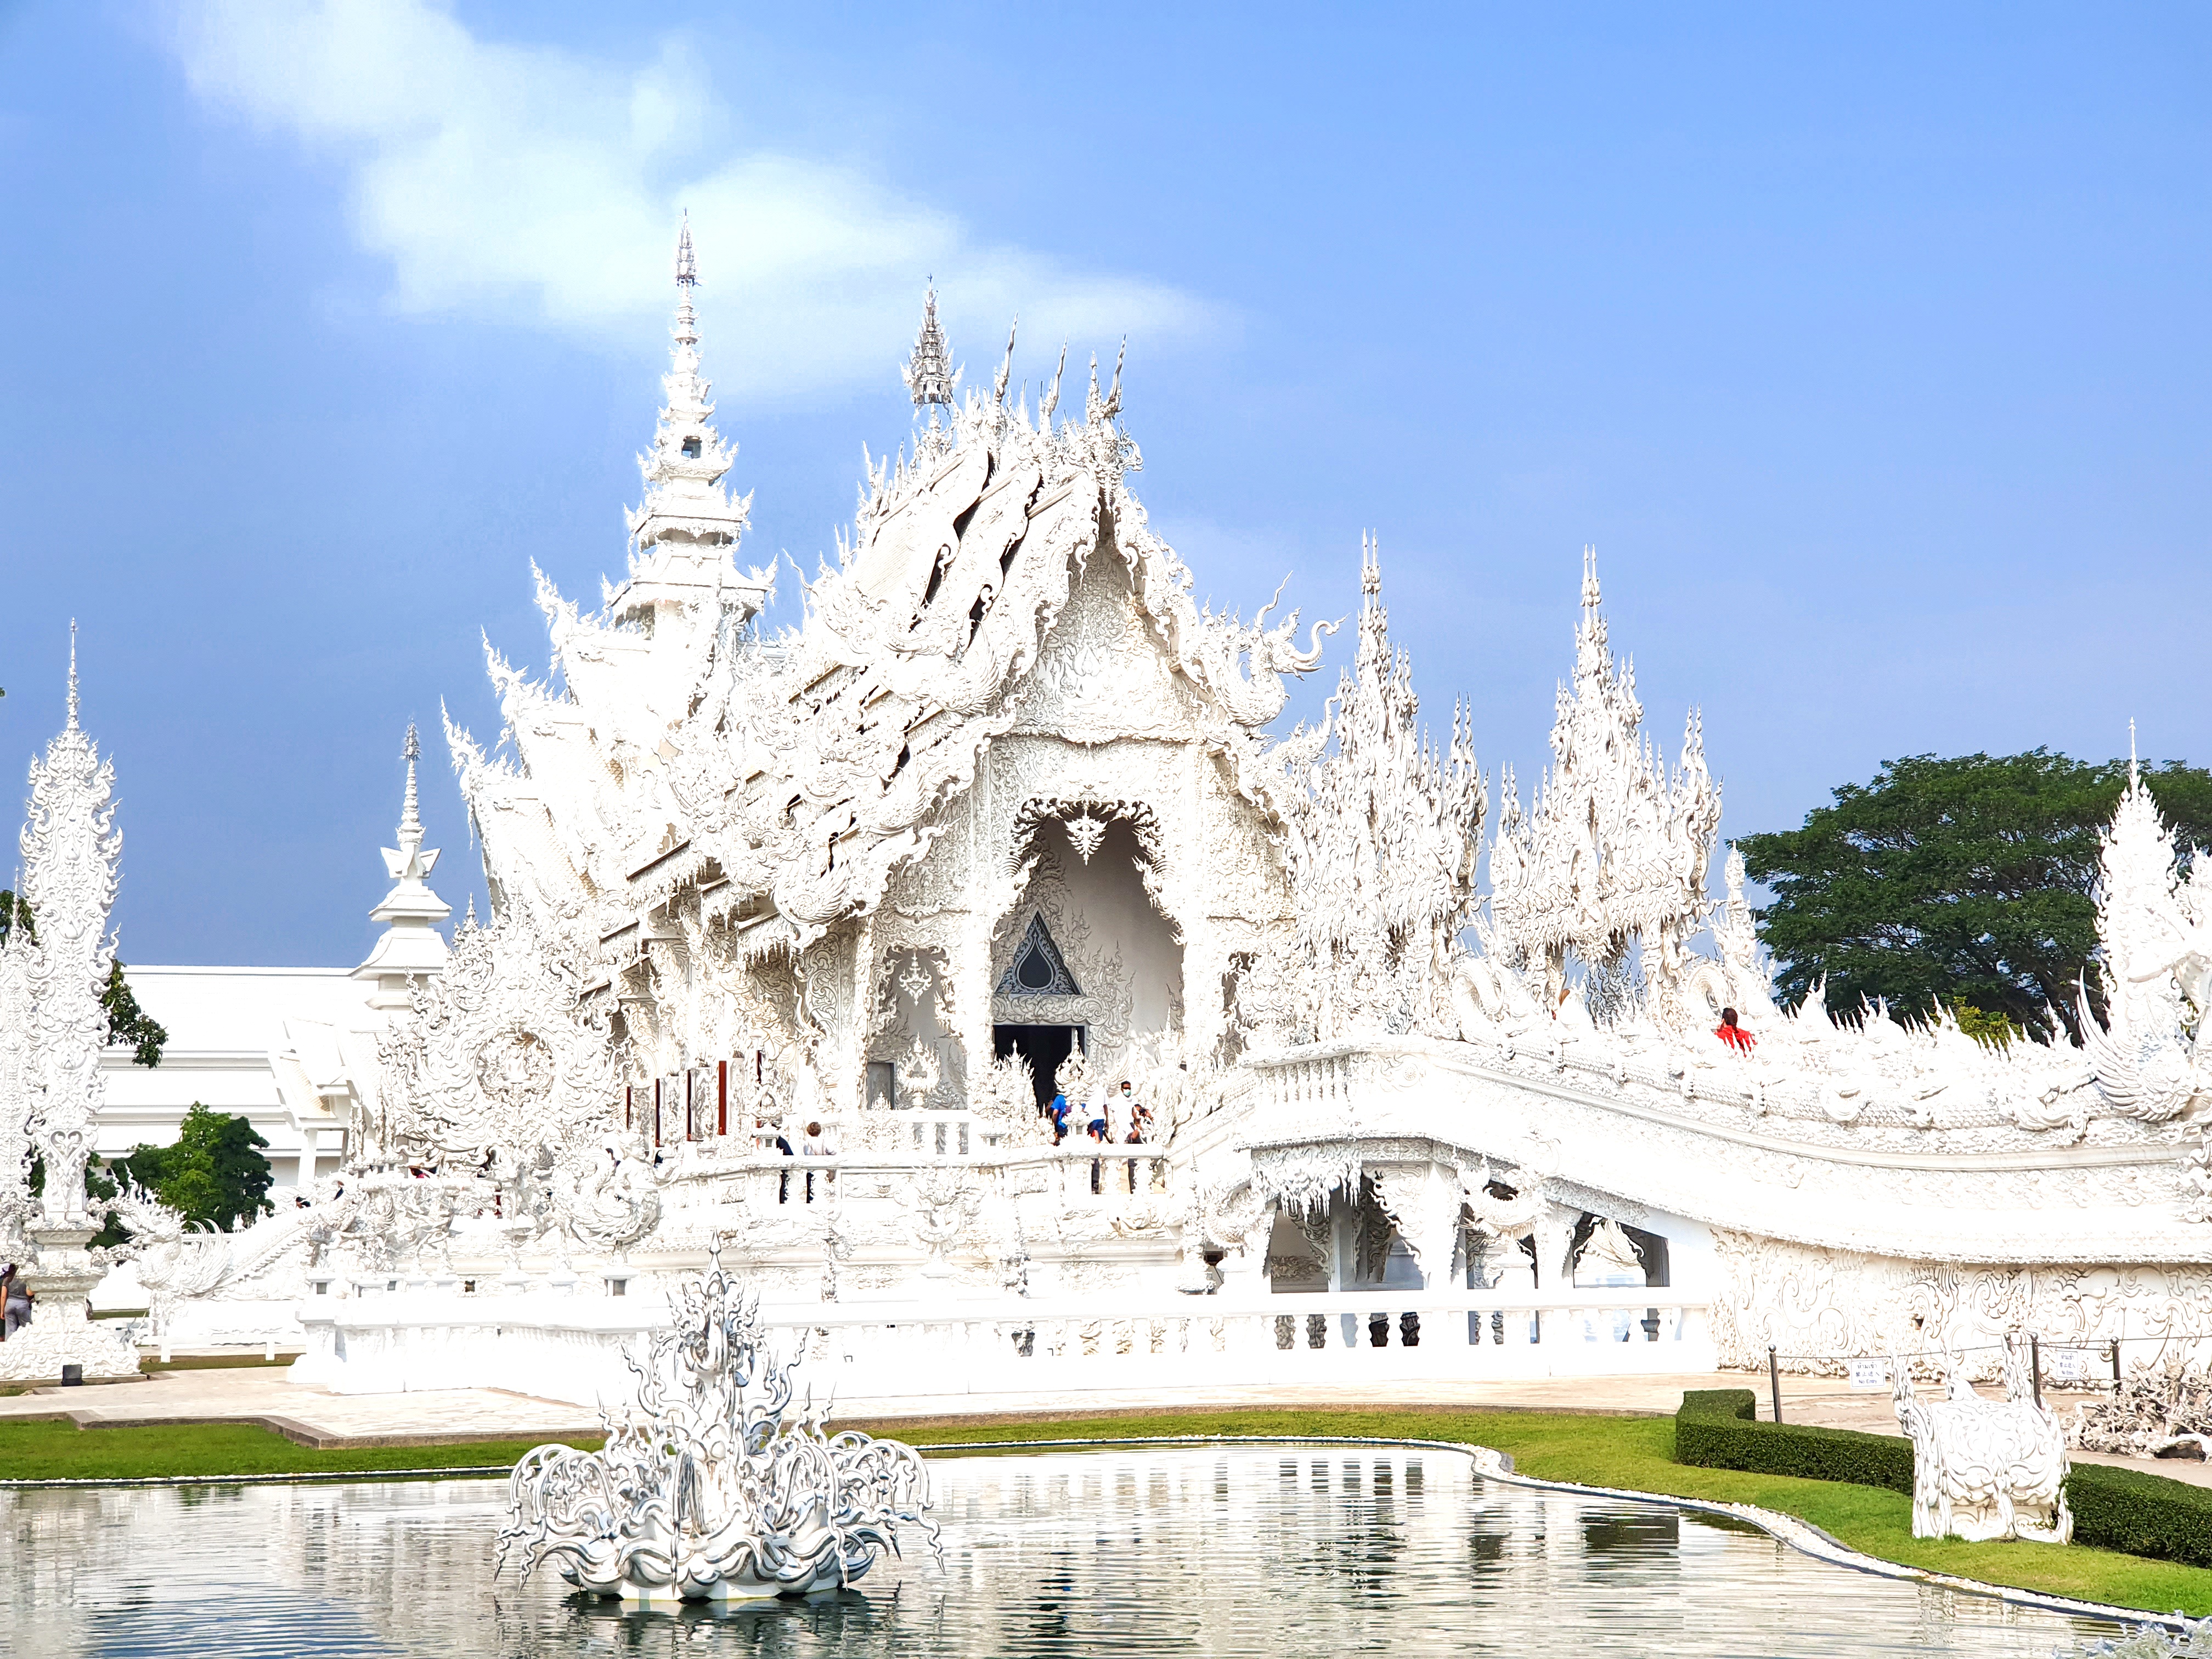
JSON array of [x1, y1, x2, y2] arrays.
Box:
[[1716, 1007, 1756, 1053], [1048, 1091, 1071, 1144], [801, 1120, 831, 1201], [3, 1265, 30, 1339]]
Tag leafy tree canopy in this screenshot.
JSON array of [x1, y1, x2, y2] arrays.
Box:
[[1736, 750, 2212, 1039], [101, 959, 167, 1068], [108, 1103, 275, 1234], [0, 890, 166, 1066]]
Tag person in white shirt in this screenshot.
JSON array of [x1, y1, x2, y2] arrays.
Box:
[[1115, 1081, 1139, 1140], [800, 1120, 832, 1201]]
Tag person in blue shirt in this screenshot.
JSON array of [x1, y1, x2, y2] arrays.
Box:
[[1048, 1092, 1071, 1144]]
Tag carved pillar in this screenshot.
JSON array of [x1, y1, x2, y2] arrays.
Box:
[[1411, 1166, 1469, 1299], [0, 665, 139, 1382], [1534, 1201, 1579, 1293], [844, 913, 875, 1119], [0, 930, 31, 1262]]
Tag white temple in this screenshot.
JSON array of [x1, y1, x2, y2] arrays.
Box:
[[4, 224, 2209, 1402]]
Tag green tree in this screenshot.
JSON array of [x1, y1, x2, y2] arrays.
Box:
[[108, 1104, 275, 1233], [101, 959, 167, 1068], [0, 892, 166, 1067], [1736, 750, 2212, 1039]]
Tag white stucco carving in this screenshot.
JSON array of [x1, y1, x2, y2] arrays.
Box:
[[1893, 1340, 2072, 1543], [500, 1244, 935, 1603], [1486, 549, 1720, 1028], [0, 642, 144, 1381], [89, 225, 2212, 1423]]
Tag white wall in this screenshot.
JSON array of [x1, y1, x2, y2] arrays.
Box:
[[95, 966, 382, 1190]]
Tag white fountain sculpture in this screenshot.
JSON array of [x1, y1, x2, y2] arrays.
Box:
[[1891, 1338, 2072, 1544], [500, 1243, 938, 1604]]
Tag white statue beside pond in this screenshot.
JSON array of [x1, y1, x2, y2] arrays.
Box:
[[1892, 1339, 2072, 1544], [500, 1244, 938, 1604]]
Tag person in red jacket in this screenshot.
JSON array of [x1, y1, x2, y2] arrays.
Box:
[[1716, 1007, 1756, 1052]]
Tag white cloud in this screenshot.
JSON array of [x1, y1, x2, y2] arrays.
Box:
[[168, 1, 1207, 398]]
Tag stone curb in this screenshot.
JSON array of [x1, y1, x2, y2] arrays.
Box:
[[913, 1433, 2188, 1634]]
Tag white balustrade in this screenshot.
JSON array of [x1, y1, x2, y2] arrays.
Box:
[[292, 1285, 1713, 1405]]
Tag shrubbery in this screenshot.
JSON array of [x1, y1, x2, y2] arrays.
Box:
[[2068, 1463, 2212, 1568], [1673, 1387, 1911, 1493], [1673, 1389, 2212, 1568]]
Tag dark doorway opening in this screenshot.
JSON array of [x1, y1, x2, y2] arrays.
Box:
[[992, 1023, 1085, 1112]]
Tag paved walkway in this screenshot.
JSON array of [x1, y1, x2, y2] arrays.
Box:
[[5, 1364, 2208, 1486], [0, 1367, 602, 1450]]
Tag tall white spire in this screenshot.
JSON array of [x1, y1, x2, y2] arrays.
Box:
[[0, 644, 142, 1383], [616, 214, 763, 628], [902, 284, 955, 411], [356, 724, 452, 1013]]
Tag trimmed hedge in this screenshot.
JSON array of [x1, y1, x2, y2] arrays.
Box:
[[1673, 1387, 1911, 1494], [1673, 1388, 2212, 1568], [2068, 1462, 2212, 1567]]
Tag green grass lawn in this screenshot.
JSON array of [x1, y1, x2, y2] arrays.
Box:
[[0, 1417, 598, 1482], [5, 1402, 2207, 1618], [882, 1407, 2212, 1619]]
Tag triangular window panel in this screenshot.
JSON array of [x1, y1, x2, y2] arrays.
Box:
[[996, 913, 1081, 997]]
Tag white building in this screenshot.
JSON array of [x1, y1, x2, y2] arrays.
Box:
[[94, 728, 453, 1193], [9, 222, 2209, 1404]]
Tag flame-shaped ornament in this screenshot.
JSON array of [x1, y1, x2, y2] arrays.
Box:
[[500, 1244, 938, 1603]]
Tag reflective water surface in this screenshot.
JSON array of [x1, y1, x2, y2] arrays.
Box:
[[4, 1447, 2123, 1658]]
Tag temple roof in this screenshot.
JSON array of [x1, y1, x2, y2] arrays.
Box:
[[451, 283, 1333, 961]]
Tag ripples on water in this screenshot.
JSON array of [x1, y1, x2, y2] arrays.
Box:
[[2, 1447, 2124, 1657]]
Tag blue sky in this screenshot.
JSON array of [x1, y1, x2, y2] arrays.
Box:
[[2, 2, 2207, 967]]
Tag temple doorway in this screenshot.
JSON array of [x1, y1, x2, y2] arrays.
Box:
[[993, 1023, 1085, 1111]]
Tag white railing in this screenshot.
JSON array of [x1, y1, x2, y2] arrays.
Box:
[[291, 1286, 1713, 1404], [665, 1146, 1176, 1211], [1258, 1048, 1362, 1116]]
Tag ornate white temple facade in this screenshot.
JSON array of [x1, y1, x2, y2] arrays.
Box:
[[6, 227, 2210, 1400]]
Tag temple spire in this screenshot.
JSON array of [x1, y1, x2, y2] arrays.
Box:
[[903, 284, 955, 410], [616, 216, 760, 626], [398, 723, 423, 848], [65, 620, 79, 730], [356, 723, 452, 1013]]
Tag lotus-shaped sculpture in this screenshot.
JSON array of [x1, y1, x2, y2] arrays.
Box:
[[499, 1244, 937, 1604]]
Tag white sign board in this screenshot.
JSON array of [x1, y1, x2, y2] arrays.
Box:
[[1847, 1357, 1889, 1391], [2049, 1346, 2088, 1385]]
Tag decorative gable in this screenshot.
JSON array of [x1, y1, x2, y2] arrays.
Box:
[[996, 913, 1081, 996]]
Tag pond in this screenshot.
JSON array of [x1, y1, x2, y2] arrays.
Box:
[[2, 1446, 2125, 1657]]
